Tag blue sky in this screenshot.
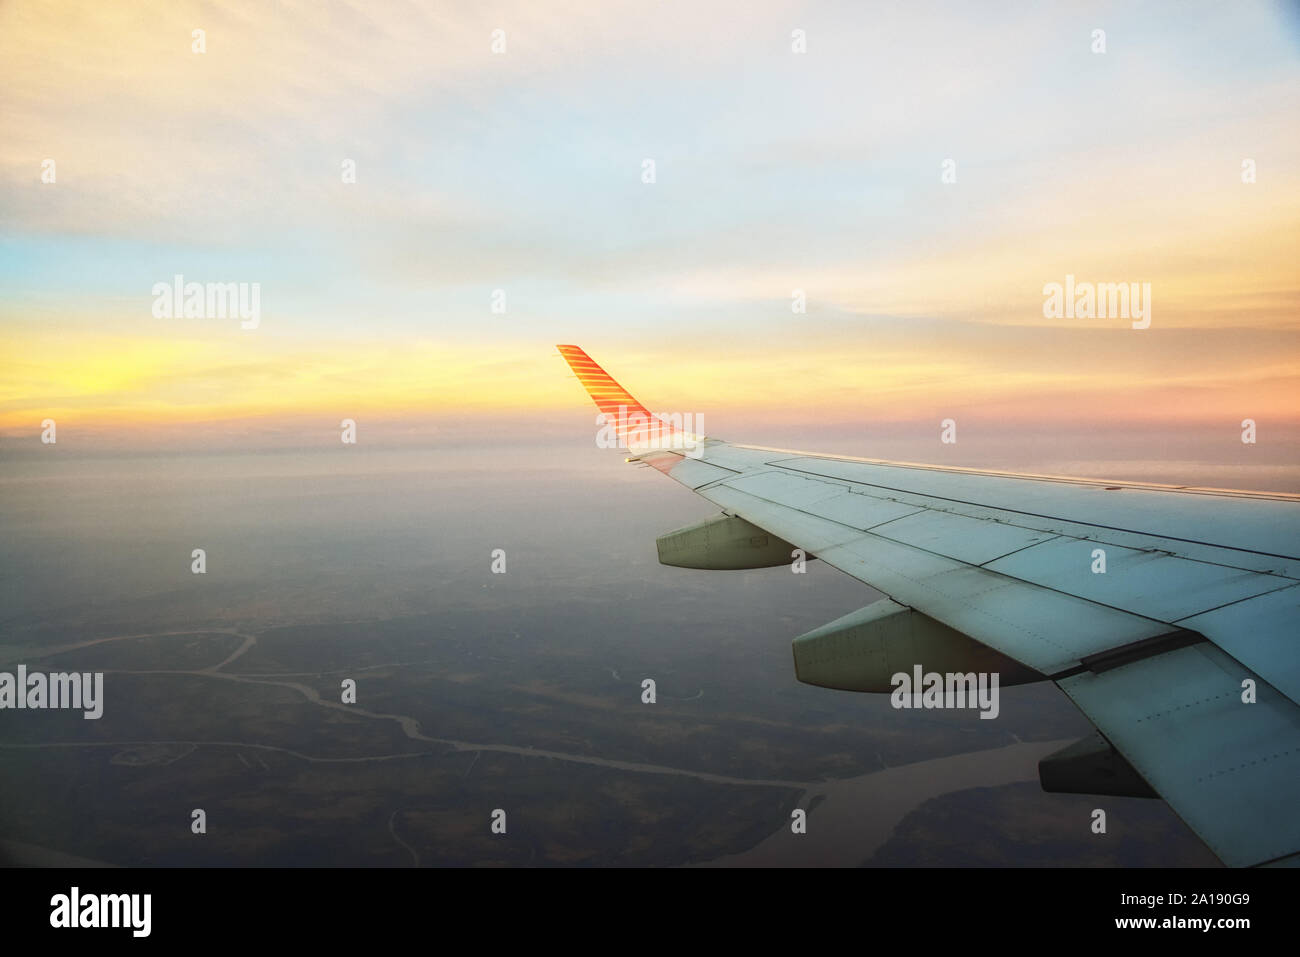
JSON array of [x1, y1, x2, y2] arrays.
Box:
[[1, 0, 1297, 440]]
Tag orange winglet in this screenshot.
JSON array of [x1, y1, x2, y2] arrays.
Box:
[[556, 344, 686, 451]]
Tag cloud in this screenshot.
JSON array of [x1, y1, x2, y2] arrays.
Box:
[[2, 0, 1298, 437]]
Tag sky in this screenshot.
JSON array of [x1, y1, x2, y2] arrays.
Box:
[[1, 0, 1298, 453]]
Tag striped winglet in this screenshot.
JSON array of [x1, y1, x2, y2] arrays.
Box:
[[556, 344, 692, 452]]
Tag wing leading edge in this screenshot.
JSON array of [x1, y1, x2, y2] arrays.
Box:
[[557, 345, 1300, 866]]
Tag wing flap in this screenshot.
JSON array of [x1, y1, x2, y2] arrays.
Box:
[[1059, 642, 1300, 867], [1179, 584, 1300, 706]]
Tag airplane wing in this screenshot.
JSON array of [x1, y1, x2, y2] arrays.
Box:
[[557, 344, 1300, 867]]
